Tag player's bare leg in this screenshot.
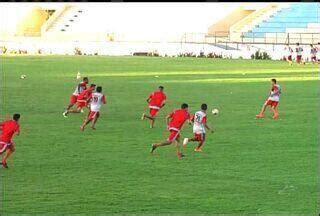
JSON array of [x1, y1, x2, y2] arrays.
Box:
[[174, 138, 185, 159], [195, 141, 204, 152], [150, 140, 172, 153], [1, 147, 15, 168], [91, 116, 99, 130], [68, 108, 82, 114], [256, 103, 267, 118], [80, 117, 92, 131], [141, 113, 155, 128], [150, 119, 155, 128], [271, 106, 279, 119]]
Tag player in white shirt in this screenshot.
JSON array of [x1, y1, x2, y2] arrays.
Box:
[[80, 86, 106, 131], [310, 44, 317, 64], [183, 104, 213, 152], [284, 45, 293, 66], [295, 43, 304, 64], [256, 79, 281, 120]]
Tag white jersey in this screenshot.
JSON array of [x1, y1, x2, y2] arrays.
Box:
[[286, 47, 293, 56], [90, 92, 106, 112], [310, 48, 317, 57], [268, 84, 281, 102], [295, 46, 303, 55], [192, 110, 207, 134]]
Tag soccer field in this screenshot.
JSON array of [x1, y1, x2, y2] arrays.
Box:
[[0, 56, 318, 214]]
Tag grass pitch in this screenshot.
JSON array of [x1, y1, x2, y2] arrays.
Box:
[[0, 56, 318, 214]]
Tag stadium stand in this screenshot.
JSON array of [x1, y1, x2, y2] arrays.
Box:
[[1, 3, 319, 58], [238, 3, 320, 44]]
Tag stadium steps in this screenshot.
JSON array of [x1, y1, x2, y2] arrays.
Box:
[[42, 5, 86, 34], [241, 3, 320, 43], [229, 3, 283, 41], [41, 4, 73, 34]]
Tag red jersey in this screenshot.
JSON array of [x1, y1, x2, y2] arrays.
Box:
[[148, 91, 166, 109], [78, 87, 94, 101], [168, 109, 190, 131], [0, 120, 20, 142], [73, 82, 87, 96]]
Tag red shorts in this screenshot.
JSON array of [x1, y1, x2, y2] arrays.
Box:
[[193, 133, 206, 142], [69, 95, 78, 106], [88, 111, 100, 120], [287, 55, 292, 61], [0, 141, 14, 154], [296, 55, 302, 62], [149, 108, 159, 117], [265, 100, 279, 108], [77, 100, 87, 109], [167, 129, 180, 142]]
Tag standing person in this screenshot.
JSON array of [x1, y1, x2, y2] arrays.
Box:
[[285, 45, 293, 66], [141, 86, 167, 128], [150, 103, 191, 159], [310, 44, 317, 64], [63, 77, 89, 117], [183, 104, 213, 152], [0, 114, 21, 168], [256, 79, 281, 119], [295, 43, 304, 64], [64, 84, 96, 116], [80, 86, 106, 131]]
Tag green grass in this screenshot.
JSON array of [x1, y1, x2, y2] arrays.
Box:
[[0, 56, 318, 215]]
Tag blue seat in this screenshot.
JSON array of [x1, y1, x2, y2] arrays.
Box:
[[243, 3, 320, 38]]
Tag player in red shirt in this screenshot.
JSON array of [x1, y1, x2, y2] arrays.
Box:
[[64, 84, 96, 116], [63, 77, 88, 117], [141, 86, 167, 128], [150, 103, 191, 159], [0, 114, 21, 168]]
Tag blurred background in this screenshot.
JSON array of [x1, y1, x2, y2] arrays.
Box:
[[1, 2, 319, 59]]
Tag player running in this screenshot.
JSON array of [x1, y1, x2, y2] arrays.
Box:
[[0, 114, 20, 168], [310, 44, 317, 64], [182, 104, 213, 152], [80, 86, 106, 131], [141, 86, 167, 128], [285, 45, 293, 65], [64, 84, 96, 116], [63, 77, 89, 117], [150, 103, 191, 159], [295, 43, 304, 64], [256, 79, 281, 119]]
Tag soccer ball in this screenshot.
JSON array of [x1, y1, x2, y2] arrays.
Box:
[[212, 108, 219, 115], [20, 75, 26, 79]]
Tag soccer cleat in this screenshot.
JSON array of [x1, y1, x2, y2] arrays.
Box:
[[150, 144, 157, 153], [80, 126, 85, 131], [62, 111, 68, 118], [194, 148, 202, 152], [273, 115, 279, 120], [183, 138, 189, 146], [141, 113, 146, 120], [1, 162, 8, 169]]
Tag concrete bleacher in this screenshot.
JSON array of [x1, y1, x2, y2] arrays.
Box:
[[242, 3, 319, 43]]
